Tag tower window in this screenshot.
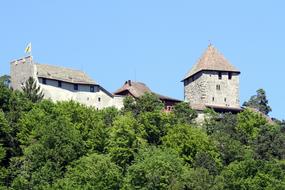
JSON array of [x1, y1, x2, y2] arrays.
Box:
[[90, 85, 94, 92], [42, 78, 46, 84], [228, 72, 232, 80], [216, 85, 221, 90], [218, 72, 222, 80], [74, 84, 78, 91], [98, 97, 101, 102], [58, 81, 62, 87]]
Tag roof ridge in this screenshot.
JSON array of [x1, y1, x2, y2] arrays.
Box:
[[182, 45, 240, 81]]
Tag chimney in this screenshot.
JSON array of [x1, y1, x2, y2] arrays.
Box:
[[128, 80, 132, 86]]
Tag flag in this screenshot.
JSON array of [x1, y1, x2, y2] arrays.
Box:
[[25, 43, 32, 54]]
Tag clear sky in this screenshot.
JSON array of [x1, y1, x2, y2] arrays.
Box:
[[0, 1, 284, 119]]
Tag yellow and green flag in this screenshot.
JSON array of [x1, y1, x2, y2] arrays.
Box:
[[25, 42, 32, 54]]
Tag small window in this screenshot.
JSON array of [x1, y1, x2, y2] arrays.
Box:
[[90, 86, 94, 92], [228, 72, 232, 80], [218, 72, 222, 80], [58, 81, 62, 87], [224, 98, 227, 102], [74, 84, 78, 91], [42, 78, 46, 84], [98, 97, 101, 102], [212, 97, 215, 102], [216, 85, 221, 90]]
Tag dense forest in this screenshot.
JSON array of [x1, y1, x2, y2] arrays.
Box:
[[0, 76, 285, 189]]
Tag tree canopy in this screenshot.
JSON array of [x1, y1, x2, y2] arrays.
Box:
[[0, 78, 284, 189], [243, 88, 272, 115]]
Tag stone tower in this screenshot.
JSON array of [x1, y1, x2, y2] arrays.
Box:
[[182, 45, 241, 112]]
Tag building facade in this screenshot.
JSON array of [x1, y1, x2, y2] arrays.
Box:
[[182, 45, 241, 113], [114, 80, 181, 112], [10, 56, 124, 109]]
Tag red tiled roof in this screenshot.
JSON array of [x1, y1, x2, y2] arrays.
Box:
[[114, 80, 181, 102]]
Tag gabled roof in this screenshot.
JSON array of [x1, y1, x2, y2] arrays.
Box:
[[114, 80, 181, 102], [182, 45, 240, 81], [35, 63, 96, 85]]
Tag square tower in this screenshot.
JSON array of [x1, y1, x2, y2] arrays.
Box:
[[182, 45, 241, 112]]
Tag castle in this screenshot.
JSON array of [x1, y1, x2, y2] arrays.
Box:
[[182, 45, 241, 113], [10, 44, 241, 112]]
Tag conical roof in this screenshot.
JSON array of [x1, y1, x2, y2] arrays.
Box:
[[182, 45, 240, 81]]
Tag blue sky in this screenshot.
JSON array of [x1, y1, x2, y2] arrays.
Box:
[[0, 1, 284, 119]]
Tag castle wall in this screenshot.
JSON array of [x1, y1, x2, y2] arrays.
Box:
[[10, 58, 37, 90], [39, 84, 124, 110], [184, 71, 240, 108], [10, 58, 124, 110], [184, 72, 206, 106]]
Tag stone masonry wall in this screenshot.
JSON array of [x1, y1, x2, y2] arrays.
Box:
[[184, 71, 240, 108], [10, 58, 37, 90]]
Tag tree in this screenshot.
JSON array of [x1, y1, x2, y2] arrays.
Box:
[[123, 93, 164, 115], [12, 115, 85, 189], [162, 124, 221, 168], [122, 147, 185, 190], [253, 125, 285, 160], [51, 153, 122, 190], [137, 111, 175, 145], [22, 77, 44, 103], [243, 88, 272, 115], [181, 167, 215, 190], [220, 159, 285, 189], [0, 75, 10, 87], [236, 109, 268, 143], [173, 102, 197, 124], [107, 114, 146, 170]]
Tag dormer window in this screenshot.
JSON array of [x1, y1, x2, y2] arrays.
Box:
[[90, 85, 94, 92], [228, 72, 232, 80], [74, 84, 78, 91], [218, 72, 222, 80]]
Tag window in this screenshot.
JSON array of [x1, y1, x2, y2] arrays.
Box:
[[42, 78, 46, 84], [216, 84, 221, 90], [218, 72, 222, 80], [224, 97, 227, 102], [74, 84, 78, 91], [90, 85, 94, 92], [212, 97, 215, 102], [58, 81, 62, 87], [228, 72, 232, 80], [98, 97, 101, 102]]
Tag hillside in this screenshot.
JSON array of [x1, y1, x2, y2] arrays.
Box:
[[0, 83, 285, 189]]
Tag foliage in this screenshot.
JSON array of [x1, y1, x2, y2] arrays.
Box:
[[137, 111, 174, 145], [162, 124, 221, 169], [122, 147, 185, 189], [22, 77, 44, 103], [0, 75, 10, 87], [107, 114, 146, 170], [236, 108, 268, 143], [51, 153, 122, 190], [123, 93, 164, 115], [0, 83, 284, 189], [220, 159, 285, 189], [243, 88, 272, 115], [173, 102, 197, 124]]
